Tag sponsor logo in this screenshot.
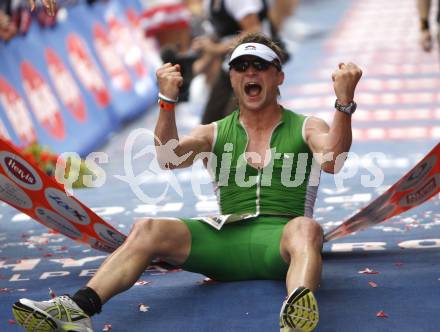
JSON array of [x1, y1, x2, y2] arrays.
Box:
[[89, 238, 117, 253], [0, 173, 33, 209], [400, 174, 439, 207], [0, 151, 43, 190], [67, 33, 111, 107], [45, 48, 87, 123], [20, 61, 65, 140], [5, 157, 35, 185], [107, 16, 147, 78], [93, 223, 125, 246], [396, 155, 436, 192], [0, 76, 36, 145], [35, 207, 82, 239], [44, 187, 90, 225], [93, 23, 132, 91], [244, 45, 257, 51]]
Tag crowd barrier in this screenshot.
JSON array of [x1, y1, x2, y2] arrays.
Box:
[[0, 0, 160, 156]]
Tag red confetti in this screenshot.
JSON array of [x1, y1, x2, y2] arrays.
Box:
[[43, 253, 54, 257], [102, 323, 112, 331], [135, 280, 151, 286], [358, 268, 379, 274], [376, 310, 389, 318], [368, 281, 378, 288], [48, 288, 56, 299], [8, 319, 16, 325]]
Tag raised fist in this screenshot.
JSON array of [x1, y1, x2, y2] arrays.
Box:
[[156, 63, 184, 102], [332, 62, 362, 105]]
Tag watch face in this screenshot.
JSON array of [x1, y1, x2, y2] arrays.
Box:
[[335, 100, 356, 114]]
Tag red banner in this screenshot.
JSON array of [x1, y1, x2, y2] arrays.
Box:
[[324, 143, 440, 241], [0, 138, 126, 252]]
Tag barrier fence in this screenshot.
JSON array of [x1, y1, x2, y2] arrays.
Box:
[[0, 0, 160, 156]]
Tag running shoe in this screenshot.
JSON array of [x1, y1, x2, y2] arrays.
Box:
[[279, 286, 319, 332], [12, 295, 93, 332]]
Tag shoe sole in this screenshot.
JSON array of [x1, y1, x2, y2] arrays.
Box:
[[280, 287, 319, 332], [12, 299, 92, 332]]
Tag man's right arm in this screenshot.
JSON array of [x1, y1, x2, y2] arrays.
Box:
[[154, 63, 214, 169]]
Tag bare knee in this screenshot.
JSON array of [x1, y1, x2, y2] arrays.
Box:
[[129, 217, 155, 238], [281, 217, 324, 255], [127, 218, 190, 261], [127, 218, 166, 252]]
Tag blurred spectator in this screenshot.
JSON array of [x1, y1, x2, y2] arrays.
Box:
[[417, 0, 440, 52], [28, 0, 57, 17], [0, 0, 56, 41], [0, 8, 17, 41], [269, 0, 299, 33], [0, 0, 17, 41], [192, 0, 290, 124], [139, 0, 196, 101]]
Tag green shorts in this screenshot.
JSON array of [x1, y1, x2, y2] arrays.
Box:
[[180, 216, 290, 281]]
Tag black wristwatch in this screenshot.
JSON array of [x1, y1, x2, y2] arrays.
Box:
[[334, 99, 357, 115]]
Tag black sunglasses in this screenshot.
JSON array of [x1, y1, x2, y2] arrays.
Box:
[[229, 59, 281, 72]]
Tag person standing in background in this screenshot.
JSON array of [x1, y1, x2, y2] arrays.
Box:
[[0, 0, 17, 41], [192, 0, 291, 124], [417, 0, 440, 53], [28, 0, 56, 16]]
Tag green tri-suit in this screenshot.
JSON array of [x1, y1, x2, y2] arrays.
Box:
[[180, 108, 318, 281]]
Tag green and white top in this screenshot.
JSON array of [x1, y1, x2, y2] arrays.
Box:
[[208, 108, 320, 219]]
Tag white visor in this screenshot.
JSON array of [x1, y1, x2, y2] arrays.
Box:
[[229, 43, 281, 64]]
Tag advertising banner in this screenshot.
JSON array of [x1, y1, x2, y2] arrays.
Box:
[[0, 137, 126, 253]]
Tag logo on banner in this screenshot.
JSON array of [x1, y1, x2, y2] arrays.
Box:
[[125, 8, 140, 27], [45, 48, 87, 123], [67, 33, 111, 107], [0, 151, 43, 190], [124, 8, 161, 73], [93, 223, 125, 246], [35, 207, 82, 239], [107, 16, 147, 78], [20, 61, 65, 140], [89, 238, 117, 252], [93, 23, 132, 91], [0, 173, 33, 209], [400, 174, 439, 207], [0, 77, 36, 145], [396, 155, 436, 192], [44, 187, 91, 225]]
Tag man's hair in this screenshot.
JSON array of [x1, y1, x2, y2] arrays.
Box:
[[231, 32, 288, 65]]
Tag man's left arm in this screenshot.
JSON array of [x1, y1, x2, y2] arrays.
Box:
[[305, 62, 362, 174]]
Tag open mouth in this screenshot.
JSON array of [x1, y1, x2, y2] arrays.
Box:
[[244, 82, 262, 97]]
